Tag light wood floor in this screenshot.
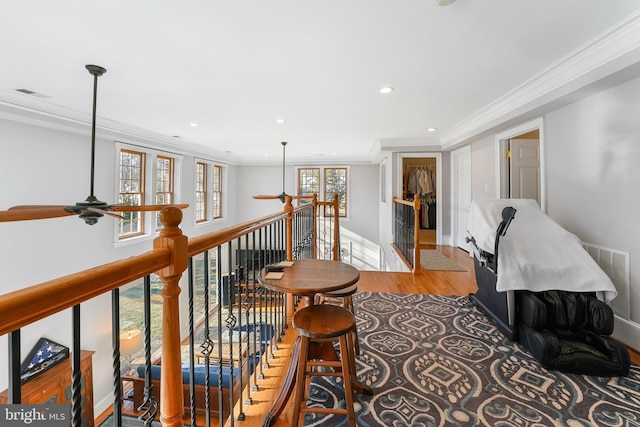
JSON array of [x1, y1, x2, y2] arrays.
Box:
[[107, 245, 639, 427]]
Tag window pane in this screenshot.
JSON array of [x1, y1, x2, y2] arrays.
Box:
[[119, 150, 145, 238], [212, 165, 222, 219], [325, 168, 347, 217], [298, 168, 320, 205], [155, 156, 174, 229], [196, 162, 207, 222]]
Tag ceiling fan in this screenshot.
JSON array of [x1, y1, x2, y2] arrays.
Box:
[[0, 65, 187, 225], [253, 141, 310, 203]]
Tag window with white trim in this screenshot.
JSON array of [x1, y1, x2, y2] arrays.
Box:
[[116, 143, 181, 240], [296, 166, 349, 217], [195, 159, 224, 223]]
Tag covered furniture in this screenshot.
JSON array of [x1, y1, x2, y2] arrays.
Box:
[[466, 199, 629, 376]]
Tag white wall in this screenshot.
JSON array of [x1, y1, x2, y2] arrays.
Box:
[[469, 76, 640, 350], [544, 76, 640, 348], [234, 163, 380, 244]]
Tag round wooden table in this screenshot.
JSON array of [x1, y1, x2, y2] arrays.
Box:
[[258, 259, 360, 299], [258, 259, 370, 426]]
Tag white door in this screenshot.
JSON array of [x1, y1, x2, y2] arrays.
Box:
[[452, 146, 471, 251], [509, 139, 540, 205]]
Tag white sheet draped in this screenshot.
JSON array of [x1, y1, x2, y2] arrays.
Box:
[[467, 199, 617, 303]]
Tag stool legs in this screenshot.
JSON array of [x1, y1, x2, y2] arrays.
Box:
[[291, 335, 356, 427], [344, 295, 360, 356]]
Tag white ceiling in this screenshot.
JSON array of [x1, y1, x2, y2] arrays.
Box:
[[2, 1, 640, 164]]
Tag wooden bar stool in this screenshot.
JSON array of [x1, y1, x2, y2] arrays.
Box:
[[317, 284, 360, 355], [291, 304, 357, 427]]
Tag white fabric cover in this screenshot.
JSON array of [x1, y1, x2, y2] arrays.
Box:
[[467, 199, 617, 303]]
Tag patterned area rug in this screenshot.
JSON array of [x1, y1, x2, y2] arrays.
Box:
[[420, 250, 466, 271], [303, 292, 640, 426]]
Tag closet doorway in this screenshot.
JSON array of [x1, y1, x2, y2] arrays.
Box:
[[399, 153, 442, 245]]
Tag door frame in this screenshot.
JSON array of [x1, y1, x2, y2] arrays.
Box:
[[451, 145, 471, 251], [397, 152, 442, 245], [494, 117, 547, 212]]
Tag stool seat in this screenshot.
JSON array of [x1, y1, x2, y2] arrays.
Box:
[[291, 304, 357, 427], [316, 284, 361, 356], [293, 304, 355, 339], [318, 283, 358, 298]]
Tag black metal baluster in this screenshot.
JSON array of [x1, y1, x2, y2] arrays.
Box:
[[137, 275, 158, 426], [187, 257, 197, 427], [235, 236, 247, 421], [8, 330, 21, 404], [111, 289, 123, 427], [225, 243, 237, 426], [71, 305, 81, 427]]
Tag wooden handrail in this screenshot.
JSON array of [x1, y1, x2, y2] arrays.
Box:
[[392, 196, 414, 207], [0, 249, 171, 336]]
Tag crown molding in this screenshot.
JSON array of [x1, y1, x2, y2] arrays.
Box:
[[441, 9, 640, 149]]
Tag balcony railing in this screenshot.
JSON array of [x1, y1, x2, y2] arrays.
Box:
[[0, 195, 341, 427], [392, 195, 421, 272]]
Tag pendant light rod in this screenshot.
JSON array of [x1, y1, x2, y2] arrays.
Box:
[[85, 65, 106, 201], [281, 141, 287, 195]]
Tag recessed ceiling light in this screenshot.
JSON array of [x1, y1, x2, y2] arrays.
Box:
[[189, 122, 198, 127], [276, 118, 285, 124], [427, 127, 437, 132], [379, 86, 395, 94]]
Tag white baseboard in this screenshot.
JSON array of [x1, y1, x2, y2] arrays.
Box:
[[613, 315, 640, 353]]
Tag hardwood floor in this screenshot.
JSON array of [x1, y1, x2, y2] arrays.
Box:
[[111, 245, 639, 427]]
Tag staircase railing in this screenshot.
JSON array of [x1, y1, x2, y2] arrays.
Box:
[[392, 195, 421, 273], [0, 195, 334, 427]]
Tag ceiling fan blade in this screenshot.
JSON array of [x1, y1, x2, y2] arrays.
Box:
[[9, 205, 69, 210], [110, 204, 189, 212], [86, 207, 124, 219], [0, 207, 76, 222], [252, 194, 313, 201]]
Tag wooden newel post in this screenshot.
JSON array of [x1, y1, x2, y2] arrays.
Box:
[[153, 207, 188, 427], [413, 194, 421, 274]]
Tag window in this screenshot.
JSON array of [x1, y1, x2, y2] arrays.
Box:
[[119, 149, 145, 238], [324, 167, 347, 217], [195, 162, 207, 223], [116, 143, 180, 240], [155, 156, 174, 229], [298, 168, 320, 203], [212, 165, 222, 219], [296, 166, 349, 217], [195, 160, 225, 223]]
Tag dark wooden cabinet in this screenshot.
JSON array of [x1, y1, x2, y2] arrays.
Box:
[[0, 350, 94, 427]]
